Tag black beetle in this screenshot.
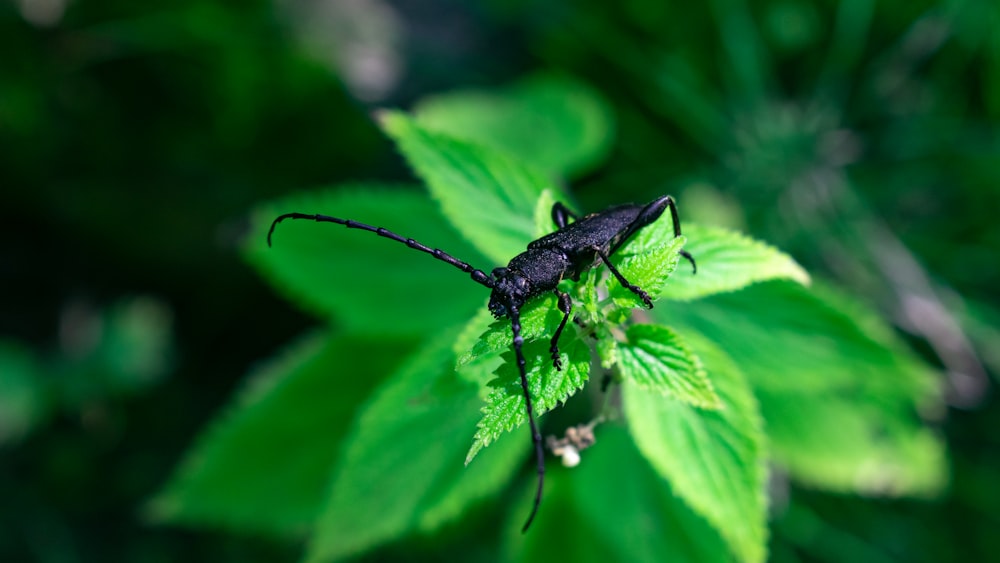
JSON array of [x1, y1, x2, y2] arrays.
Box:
[[268, 194, 695, 531]]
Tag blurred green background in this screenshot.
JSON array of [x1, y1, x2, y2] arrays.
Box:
[[1, 0, 998, 561]]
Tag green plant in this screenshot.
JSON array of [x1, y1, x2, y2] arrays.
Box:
[[151, 75, 944, 563]]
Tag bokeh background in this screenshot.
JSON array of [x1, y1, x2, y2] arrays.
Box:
[[2, 0, 998, 561]]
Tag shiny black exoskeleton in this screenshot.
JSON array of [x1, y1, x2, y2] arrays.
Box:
[[267, 195, 696, 533]]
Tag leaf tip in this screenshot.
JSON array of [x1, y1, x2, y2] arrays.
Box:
[[792, 265, 812, 286], [374, 109, 409, 135], [698, 393, 725, 411], [465, 437, 485, 465], [139, 495, 174, 525], [455, 351, 474, 368]]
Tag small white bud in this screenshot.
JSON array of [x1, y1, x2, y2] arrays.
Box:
[[558, 445, 581, 467]]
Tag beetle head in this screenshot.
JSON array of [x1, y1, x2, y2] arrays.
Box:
[[488, 267, 529, 319]]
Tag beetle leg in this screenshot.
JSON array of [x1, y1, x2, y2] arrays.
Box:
[[680, 249, 697, 273], [592, 245, 654, 308], [549, 290, 572, 370], [623, 196, 698, 273], [605, 196, 697, 274], [551, 202, 579, 230]]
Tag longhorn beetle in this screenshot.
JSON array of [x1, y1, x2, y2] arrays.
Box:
[[267, 195, 696, 532]]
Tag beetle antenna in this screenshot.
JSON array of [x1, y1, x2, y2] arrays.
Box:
[[508, 304, 545, 532], [268, 212, 494, 288]]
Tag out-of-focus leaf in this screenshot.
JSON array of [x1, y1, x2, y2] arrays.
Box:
[[0, 342, 46, 445], [305, 329, 523, 562], [99, 296, 174, 390], [532, 188, 560, 239], [451, 304, 494, 363], [55, 297, 175, 406], [624, 333, 768, 563], [662, 280, 945, 495], [663, 224, 810, 301], [413, 74, 615, 178], [596, 323, 620, 369], [960, 295, 1000, 376], [246, 186, 487, 336], [379, 111, 558, 262], [618, 324, 721, 409], [148, 332, 406, 536], [505, 427, 731, 563], [759, 388, 947, 496], [662, 280, 937, 396]]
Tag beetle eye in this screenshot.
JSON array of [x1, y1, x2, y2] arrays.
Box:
[[516, 277, 529, 291]]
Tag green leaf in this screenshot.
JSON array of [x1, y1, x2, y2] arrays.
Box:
[[758, 388, 947, 496], [246, 186, 487, 336], [450, 306, 514, 396], [505, 427, 731, 563], [148, 332, 407, 536], [611, 230, 687, 309], [456, 294, 560, 367], [507, 474, 621, 563], [662, 281, 945, 495], [305, 328, 524, 562], [573, 267, 604, 325], [595, 324, 619, 369], [451, 303, 494, 361], [532, 188, 560, 239], [662, 280, 937, 396], [663, 224, 810, 301], [623, 333, 768, 563], [607, 201, 693, 308], [618, 324, 721, 409], [412, 74, 615, 178], [467, 336, 591, 463], [379, 111, 559, 262]]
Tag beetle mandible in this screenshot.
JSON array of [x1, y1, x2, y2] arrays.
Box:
[[267, 194, 696, 532]]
